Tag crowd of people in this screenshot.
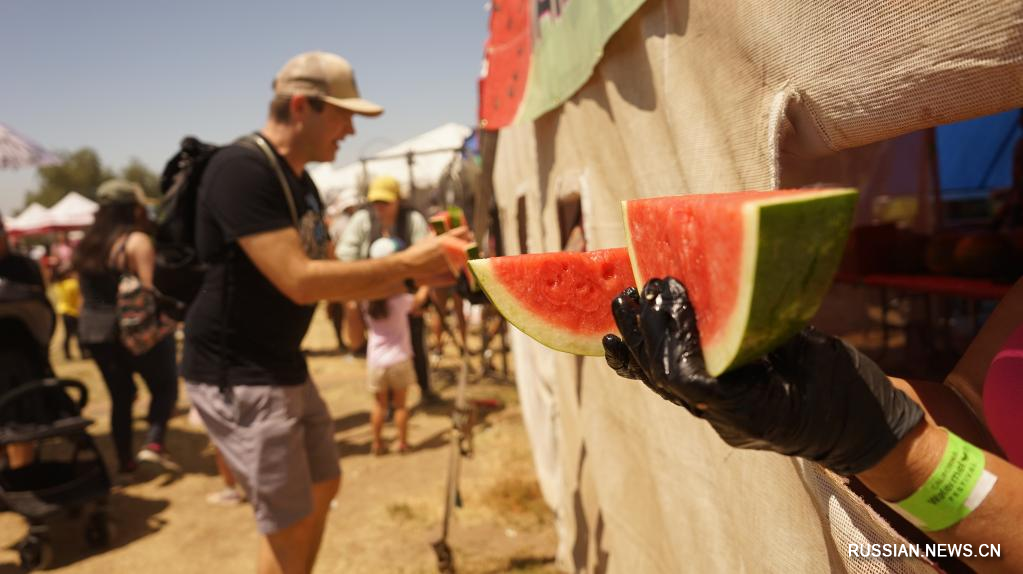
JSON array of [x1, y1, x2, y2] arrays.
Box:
[[1, 51, 474, 573], [1, 48, 1020, 574]]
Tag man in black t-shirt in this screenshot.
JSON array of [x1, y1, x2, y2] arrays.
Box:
[[182, 52, 469, 574]]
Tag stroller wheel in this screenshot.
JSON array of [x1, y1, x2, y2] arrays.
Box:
[[84, 511, 114, 548], [17, 534, 53, 572]]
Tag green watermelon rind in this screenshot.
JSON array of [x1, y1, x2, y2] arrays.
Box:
[[468, 258, 607, 357], [623, 188, 857, 376]]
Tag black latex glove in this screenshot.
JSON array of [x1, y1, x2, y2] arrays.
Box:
[[603, 278, 924, 476]]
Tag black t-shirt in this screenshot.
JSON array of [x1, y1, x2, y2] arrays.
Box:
[[181, 135, 329, 386]]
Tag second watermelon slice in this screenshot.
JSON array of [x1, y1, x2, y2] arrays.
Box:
[[623, 188, 857, 376], [468, 248, 635, 356]]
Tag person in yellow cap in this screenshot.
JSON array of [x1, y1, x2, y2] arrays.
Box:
[[338, 175, 438, 404], [181, 51, 469, 574], [337, 176, 430, 258]]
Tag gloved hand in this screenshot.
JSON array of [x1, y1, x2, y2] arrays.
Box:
[[603, 277, 924, 475]]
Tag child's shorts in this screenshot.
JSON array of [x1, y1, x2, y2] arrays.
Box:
[[367, 359, 415, 393]]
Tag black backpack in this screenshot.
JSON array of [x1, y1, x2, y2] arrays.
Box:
[[153, 136, 220, 318]]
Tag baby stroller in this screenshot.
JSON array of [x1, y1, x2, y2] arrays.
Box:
[[0, 278, 113, 571]]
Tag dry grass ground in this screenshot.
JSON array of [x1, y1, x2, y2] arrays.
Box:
[[0, 305, 558, 574]]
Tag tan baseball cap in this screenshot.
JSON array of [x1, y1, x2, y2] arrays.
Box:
[[96, 179, 147, 206], [273, 51, 383, 117]]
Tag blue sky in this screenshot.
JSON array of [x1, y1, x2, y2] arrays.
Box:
[[0, 0, 489, 214]]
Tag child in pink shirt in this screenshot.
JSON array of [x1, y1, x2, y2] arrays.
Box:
[[360, 238, 428, 454]]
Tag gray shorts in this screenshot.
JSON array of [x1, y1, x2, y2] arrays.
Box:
[[185, 379, 340, 534]]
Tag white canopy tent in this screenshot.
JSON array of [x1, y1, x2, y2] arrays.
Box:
[[6, 203, 54, 236], [48, 191, 97, 228], [5, 193, 98, 237], [310, 122, 473, 208], [308, 162, 364, 207]]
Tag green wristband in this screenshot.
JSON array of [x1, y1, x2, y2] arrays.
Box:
[[894, 430, 996, 532]]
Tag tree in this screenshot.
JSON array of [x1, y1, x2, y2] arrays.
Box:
[[22, 149, 161, 208], [24, 147, 113, 207], [121, 158, 160, 198]]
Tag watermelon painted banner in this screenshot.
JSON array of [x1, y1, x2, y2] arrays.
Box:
[[479, 0, 649, 130]]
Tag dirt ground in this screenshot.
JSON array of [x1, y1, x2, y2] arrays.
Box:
[[0, 305, 559, 574]]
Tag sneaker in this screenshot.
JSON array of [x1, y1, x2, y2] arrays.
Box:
[[137, 443, 167, 465], [206, 487, 246, 506]]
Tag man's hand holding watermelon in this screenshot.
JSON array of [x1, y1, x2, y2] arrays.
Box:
[[401, 226, 473, 288], [602, 276, 924, 476]]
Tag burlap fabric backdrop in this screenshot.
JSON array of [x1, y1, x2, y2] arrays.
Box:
[[493, 1, 1022, 572]]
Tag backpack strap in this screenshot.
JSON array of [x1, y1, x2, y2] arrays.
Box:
[[367, 206, 382, 244], [396, 205, 413, 245], [244, 134, 300, 229], [109, 234, 132, 275], [213, 134, 295, 390]]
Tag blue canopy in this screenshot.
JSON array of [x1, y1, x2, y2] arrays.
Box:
[[936, 109, 1021, 198]]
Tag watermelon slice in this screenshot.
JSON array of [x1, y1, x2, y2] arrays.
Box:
[[468, 248, 636, 356], [429, 214, 449, 235], [447, 206, 464, 229], [623, 188, 857, 376], [439, 235, 472, 278], [429, 206, 466, 234], [464, 242, 481, 291]]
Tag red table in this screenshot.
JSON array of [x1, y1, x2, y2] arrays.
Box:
[[858, 274, 1011, 300], [837, 273, 1012, 353]]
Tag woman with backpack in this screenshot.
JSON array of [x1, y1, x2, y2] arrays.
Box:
[[74, 180, 179, 476]]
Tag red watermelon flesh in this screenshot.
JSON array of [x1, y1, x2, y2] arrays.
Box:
[[624, 188, 858, 375], [626, 190, 791, 349], [468, 248, 636, 356]]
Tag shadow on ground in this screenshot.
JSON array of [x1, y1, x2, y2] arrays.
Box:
[[486, 555, 556, 573], [0, 491, 169, 572], [84, 421, 220, 491]]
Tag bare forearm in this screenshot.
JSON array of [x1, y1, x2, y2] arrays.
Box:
[[296, 258, 410, 304], [241, 229, 410, 304], [342, 301, 365, 349], [858, 421, 1023, 572]]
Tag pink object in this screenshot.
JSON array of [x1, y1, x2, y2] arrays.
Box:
[[983, 322, 1023, 467], [363, 294, 414, 369]]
